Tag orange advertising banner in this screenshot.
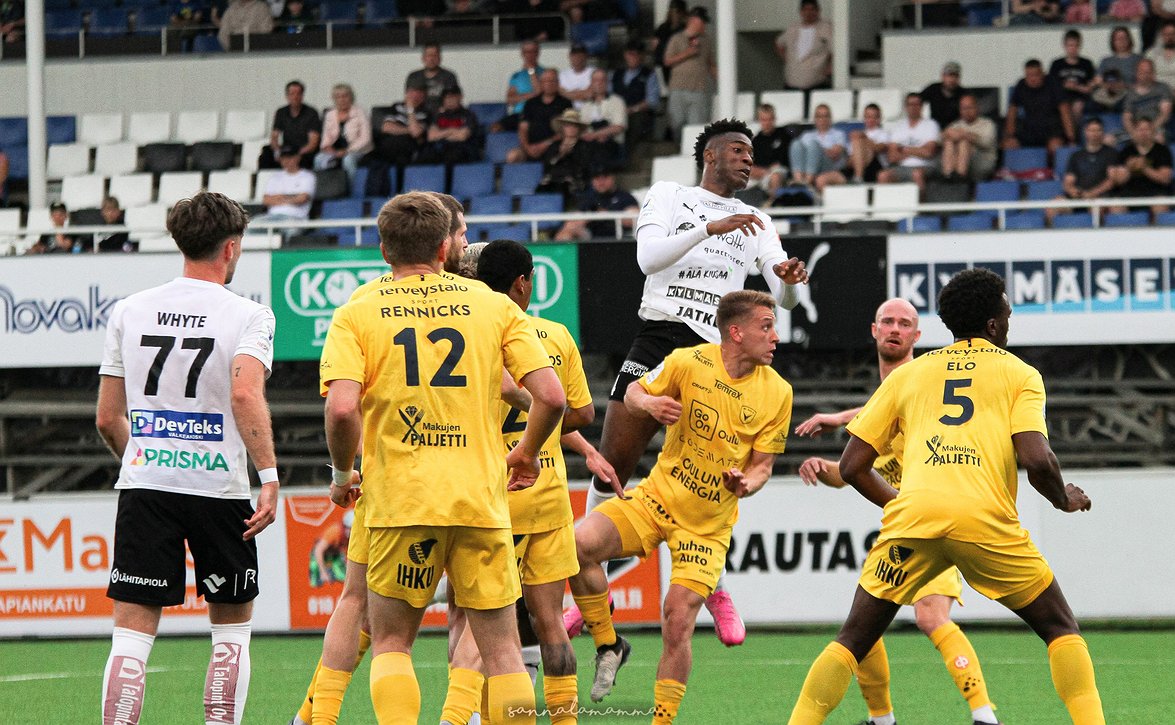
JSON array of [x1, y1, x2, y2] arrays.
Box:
[[283, 489, 661, 631]]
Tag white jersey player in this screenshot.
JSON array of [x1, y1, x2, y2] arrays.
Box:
[[96, 192, 279, 725]]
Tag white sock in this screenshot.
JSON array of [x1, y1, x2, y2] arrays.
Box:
[[102, 627, 155, 725], [522, 644, 541, 686], [585, 485, 616, 513], [205, 621, 252, 725], [972, 705, 999, 724], [713, 572, 728, 594], [468, 714, 482, 725], [289, 718, 309, 725], [870, 713, 897, 725]]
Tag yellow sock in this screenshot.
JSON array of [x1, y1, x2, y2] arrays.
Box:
[[310, 666, 352, 725], [370, 652, 420, 725], [929, 622, 991, 710], [572, 592, 616, 650], [652, 679, 687, 724], [787, 641, 857, 725], [1047, 635, 1105, 725], [440, 667, 485, 725], [297, 659, 322, 723], [480, 677, 491, 724], [856, 638, 893, 718], [356, 630, 372, 669], [488, 672, 536, 724], [542, 674, 578, 724]]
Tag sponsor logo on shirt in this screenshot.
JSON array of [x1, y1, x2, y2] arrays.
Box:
[[398, 538, 438, 590], [130, 409, 224, 441], [923, 435, 982, 467], [714, 380, 742, 400], [688, 400, 719, 441], [129, 446, 230, 471], [675, 221, 696, 233], [110, 568, 169, 587], [398, 405, 467, 448], [690, 348, 714, 367]]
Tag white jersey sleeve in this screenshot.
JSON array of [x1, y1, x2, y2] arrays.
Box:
[[635, 180, 680, 236], [235, 306, 276, 376], [100, 301, 128, 378]]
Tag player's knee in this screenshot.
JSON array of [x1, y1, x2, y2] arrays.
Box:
[[660, 601, 698, 644], [914, 607, 946, 636]]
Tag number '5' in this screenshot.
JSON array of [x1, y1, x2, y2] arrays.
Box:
[[939, 378, 974, 425]]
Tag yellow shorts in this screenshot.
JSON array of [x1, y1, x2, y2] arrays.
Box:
[[595, 490, 728, 598], [514, 523, 579, 586], [913, 566, 964, 604], [860, 534, 1053, 611], [346, 495, 369, 566], [367, 525, 521, 610]]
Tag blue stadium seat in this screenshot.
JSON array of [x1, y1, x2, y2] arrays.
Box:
[[350, 167, 368, 199], [1104, 211, 1150, 228], [1003, 147, 1048, 173], [833, 121, 864, 135], [485, 132, 518, 164], [569, 20, 618, 56], [947, 213, 994, 232], [499, 161, 542, 195], [320, 0, 360, 23], [450, 162, 495, 202], [3, 145, 28, 180], [480, 223, 530, 242], [0, 117, 28, 147], [1052, 145, 1077, 178], [45, 10, 82, 34], [1004, 210, 1046, 230], [192, 34, 223, 52], [470, 194, 512, 216], [616, 0, 638, 21], [1052, 212, 1094, 229], [321, 199, 364, 219], [1156, 211, 1175, 226], [360, 227, 380, 245], [965, 1, 1002, 26], [47, 115, 77, 145], [975, 180, 1020, 202], [401, 164, 446, 193], [469, 103, 507, 128], [88, 7, 129, 32], [133, 7, 170, 30], [1024, 179, 1063, 201], [519, 193, 563, 231], [364, 0, 399, 20], [1100, 113, 1124, 137], [465, 223, 492, 241], [901, 215, 942, 233]]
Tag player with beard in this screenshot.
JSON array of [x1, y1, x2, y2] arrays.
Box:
[[796, 298, 1002, 725]]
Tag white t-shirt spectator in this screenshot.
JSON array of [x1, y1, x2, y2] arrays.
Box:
[[559, 66, 595, 96], [264, 168, 316, 218], [885, 118, 940, 167], [798, 127, 847, 150]]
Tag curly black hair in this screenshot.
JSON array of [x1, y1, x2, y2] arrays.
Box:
[[937, 267, 1006, 339], [692, 118, 754, 170]]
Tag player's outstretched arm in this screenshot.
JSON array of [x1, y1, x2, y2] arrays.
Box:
[[95, 375, 130, 459], [797, 456, 848, 488], [232, 354, 280, 538], [507, 367, 567, 490], [562, 430, 627, 499], [634, 214, 761, 275], [324, 379, 363, 508], [1012, 431, 1091, 512], [839, 435, 898, 508], [624, 380, 682, 425], [794, 407, 860, 438]]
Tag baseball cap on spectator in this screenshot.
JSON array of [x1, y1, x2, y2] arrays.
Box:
[[278, 143, 301, 157], [50, 202, 67, 213], [942, 61, 961, 76], [688, 6, 710, 22]]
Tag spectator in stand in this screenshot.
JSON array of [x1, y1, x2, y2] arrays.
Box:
[[374, 78, 432, 166], [537, 109, 595, 203], [787, 103, 845, 192], [1143, 0, 1175, 51], [276, 0, 315, 32], [560, 0, 619, 23], [653, 0, 686, 85], [750, 104, 793, 197], [1146, 21, 1175, 88], [315, 83, 373, 186], [939, 93, 998, 182], [1, 0, 24, 43], [1109, 115, 1173, 215], [775, 0, 833, 97], [1008, 0, 1060, 25], [422, 85, 482, 164], [578, 68, 627, 169], [1098, 26, 1142, 85], [1107, 0, 1147, 22], [1048, 116, 1118, 225], [921, 60, 965, 129], [261, 80, 321, 170], [405, 43, 460, 113], [254, 144, 316, 234], [500, 0, 561, 42], [612, 39, 661, 149], [1064, 0, 1094, 23], [1004, 58, 1074, 155], [1050, 30, 1096, 121], [168, 0, 204, 51], [560, 43, 596, 103], [26, 203, 89, 255], [663, 6, 716, 142], [1123, 58, 1172, 140], [846, 102, 889, 183], [555, 167, 638, 240], [218, 0, 273, 49], [507, 68, 572, 162], [502, 40, 546, 130], [96, 197, 135, 253], [878, 93, 940, 198], [1090, 68, 1129, 116]]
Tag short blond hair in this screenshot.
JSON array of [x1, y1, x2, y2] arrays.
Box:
[[376, 192, 452, 266]]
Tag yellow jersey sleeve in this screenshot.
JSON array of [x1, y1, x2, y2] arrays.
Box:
[[558, 326, 593, 410], [1010, 368, 1048, 436], [502, 306, 552, 386], [319, 305, 365, 397], [847, 374, 902, 456], [638, 350, 684, 399], [752, 381, 792, 454]]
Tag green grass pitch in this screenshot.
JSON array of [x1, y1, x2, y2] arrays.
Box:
[[2, 627, 1170, 723]]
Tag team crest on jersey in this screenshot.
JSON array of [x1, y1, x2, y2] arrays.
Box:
[[407, 538, 438, 564], [398, 538, 438, 590], [739, 405, 756, 424], [888, 545, 914, 565]]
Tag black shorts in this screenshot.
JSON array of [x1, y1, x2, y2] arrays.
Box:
[[863, 156, 884, 182], [608, 319, 707, 402], [107, 488, 259, 607]]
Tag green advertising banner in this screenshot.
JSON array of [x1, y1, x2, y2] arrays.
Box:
[[269, 244, 580, 361]]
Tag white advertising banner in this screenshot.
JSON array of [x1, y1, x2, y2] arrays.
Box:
[[888, 230, 1175, 347], [0, 252, 271, 368], [720, 469, 1175, 625]]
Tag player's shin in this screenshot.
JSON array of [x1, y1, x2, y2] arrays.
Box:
[[440, 667, 485, 725], [856, 638, 894, 720], [293, 658, 322, 724], [929, 622, 994, 714], [573, 591, 617, 649], [1047, 635, 1105, 725], [309, 666, 352, 725], [370, 652, 421, 725], [102, 627, 155, 725], [652, 679, 687, 724], [787, 642, 857, 725], [543, 674, 579, 724], [205, 621, 252, 725], [488, 672, 537, 724]]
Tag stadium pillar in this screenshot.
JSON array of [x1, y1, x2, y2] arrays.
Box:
[[25, 0, 47, 209], [831, 0, 850, 90], [715, 0, 736, 120]]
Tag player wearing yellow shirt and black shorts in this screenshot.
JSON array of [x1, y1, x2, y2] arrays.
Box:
[[570, 290, 793, 724], [796, 298, 999, 725], [788, 268, 1104, 725], [319, 192, 567, 725]]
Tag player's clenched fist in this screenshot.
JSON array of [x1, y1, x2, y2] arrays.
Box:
[[643, 395, 683, 426], [1060, 483, 1092, 512], [722, 468, 750, 498]]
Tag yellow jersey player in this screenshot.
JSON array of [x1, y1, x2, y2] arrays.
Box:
[[320, 192, 566, 725], [569, 290, 793, 724], [796, 298, 1002, 725], [788, 268, 1103, 725]]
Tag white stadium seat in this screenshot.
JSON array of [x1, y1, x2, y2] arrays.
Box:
[[109, 173, 156, 208], [60, 174, 107, 210], [0, 208, 22, 247], [857, 87, 904, 121], [46, 143, 91, 178], [237, 138, 267, 172], [124, 203, 169, 239], [735, 91, 757, 122], [174, 110, 220, 144], [821, 185, 870, 223], [127, 112, 172, 144], [156, 171, 203, 207], [208, 169, 253, 203], [759, 90, 805, 124], [222, 110, 268, 143], [78, 112, 124, 146], [252, 169, 279, 202], [679, 123, 706, 156], [651, 155, 698, 188], [871, 183, 920, 222], [808, 89, 854, 122], [93, 142, 139, 176]]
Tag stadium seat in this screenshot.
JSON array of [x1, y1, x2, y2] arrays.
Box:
[[493, 223, 531, 241], [45, 9, 82, 34], [174, 110, 220, 144], [734, 91, 756, 123], [1024, 179, 1063, 201], [192, 34, 222, 53], [808, 89, 854, 122], [856, 87, 902, 121], [207, 169, 253, 203], [1155, 210, 1175, 226], [88, 7, 129, 33], [871, 183, 919, 222], [237, 138, 266, 172], [947, 213, 994, 232], [401, 164, 445, 193], [46, 143, 91, 178], [469, 193, 512, 216], [78, 113, 124, 146], [450, 162, 495, 202], [1003, 147, 1048, 174], [760, 90, 805, 124], [499, 162, 542, 196], [1104, 211, 1150, 227], [252, 170, 280, 202], [679, 123, 706, 155], [1053, 145, 1077, 178], [519, 192, 563, 231], [1100, 113, 1124, 138], [651, 155, 698, 187], [1004, 210, 1046, 230], [975, 180, 1020, 202], [570, 19, 616, 56], [315, 168, 350, 200], [468, 102, 506, 129], [820, 185, 869, 223], [137, 233, 180, 253], [190, 141, 236, 172], [0, 117, 28, 147], [349, 167, 369, 199], [484, 132, 518, 164], [127, 112, 172, 144], [109, 173, 155, 207], [965, 1, 1002, 26], [133, 6, 169, 30], [364, 0, 400, 20], [222, 110, 268, 143], [4, 146, 28, 180], [25, 207, 52, 234], [141, 142, 188, 174], [1052, 212, 1094, 228], [0, 208, 22, 244], [60, 174, 107, 210], [47, 115, 77, 145], [464, 222, 492, 241], [156, 171, 203, 206], [93, 142, 139, 176], [320, 0, 361, 23], [321, 198, 364, 219]]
